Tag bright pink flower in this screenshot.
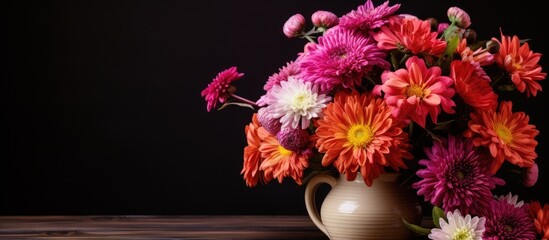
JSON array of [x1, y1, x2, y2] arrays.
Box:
[[374, 17, 447, 56], [437, 22, 449, 34], [379, 56, 455, 128], [339, 0, 400, 34], [299, 28, 389, 93], [201, 66, 244, 112], [283, 13, 306, 38]]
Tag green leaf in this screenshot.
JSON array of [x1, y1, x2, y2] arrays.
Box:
[[432, 206, 446, 228], [402, 218, 431, 236], [218, 101, 255, 110]]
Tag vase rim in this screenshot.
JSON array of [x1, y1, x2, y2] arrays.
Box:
[[339, 172, 400, 183]]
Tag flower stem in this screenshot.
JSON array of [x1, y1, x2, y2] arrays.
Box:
[[230, 93, 258, 107]]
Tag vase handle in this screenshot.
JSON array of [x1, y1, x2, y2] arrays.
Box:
[[304, 173, 336, 237]]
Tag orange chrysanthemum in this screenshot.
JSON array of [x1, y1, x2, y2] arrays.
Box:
[[241, 114, 271, 187], [464, 101, 539, 173], [313, 90, 411, 186], [530, 201, 549, 240], [494, 33, 546, 97], [258, 134, 311, 185]]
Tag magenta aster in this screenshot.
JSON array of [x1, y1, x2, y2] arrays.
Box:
[[299, 28, 389, 93], [412, 135, 505, 216], [483, 195, 536, 239], [339, 0, 400, 34], [201, 66, 244, 112]]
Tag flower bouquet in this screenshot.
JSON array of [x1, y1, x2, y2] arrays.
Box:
[[201, 0, 547, 239]]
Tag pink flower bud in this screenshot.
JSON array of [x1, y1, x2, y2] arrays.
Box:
[[276, 127, 309, 152], [437, 22, 449, 34], [257, 107, 281, 135], [311, 10, 339, 29], [522, 163, 539, 187], [447, 6, 471, 28], [283, 13, 306, 38]]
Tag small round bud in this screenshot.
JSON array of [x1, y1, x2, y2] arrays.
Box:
[[283, 13, 306, 38], [522, 163, 539, 187], [462, 28, 477, 42], [485, 40, 500, 54], [277, 127, 309, 152], [437, 22, 449, 35], [311, 10, 339, 30], [257, 107, 281, 135], [447, 6, 471, 28]]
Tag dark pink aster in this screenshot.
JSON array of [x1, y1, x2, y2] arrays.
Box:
[[263, 61, 301, 92], [339, 0, 400, 34], [201, 66, 244, 112], [484, 195, 536, 240], [299, 28, 389, 93], [412, 135, 505, 216]]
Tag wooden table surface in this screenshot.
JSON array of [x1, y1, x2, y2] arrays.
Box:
[[0, 215, 431, 239], [0, 215, 328, 239]]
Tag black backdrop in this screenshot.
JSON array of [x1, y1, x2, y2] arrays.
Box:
[[2, 0, 547, 215]]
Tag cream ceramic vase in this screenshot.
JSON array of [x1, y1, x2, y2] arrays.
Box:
[[305, 173, 422, 240]]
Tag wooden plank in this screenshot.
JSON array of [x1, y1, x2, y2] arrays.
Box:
[[0, 215, 328, 239]]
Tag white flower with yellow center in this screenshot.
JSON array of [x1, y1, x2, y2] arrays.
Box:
[[266, 76, 331, 129], [429, 209, 485, 240]]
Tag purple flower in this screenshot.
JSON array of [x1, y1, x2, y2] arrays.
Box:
[[412, 135, 505, 216], [257, 107, 281, 135], [483, 194, 536, 239], [277, 127, 310, 152]]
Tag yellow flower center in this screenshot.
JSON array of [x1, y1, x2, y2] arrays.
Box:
[[291, 93, 313, 112], [495, 123, 513, 144], [347, 124, 374, 147], [278, 145, 293, 156], [406, 85, 426, 98], [452, 228, 473, 240]]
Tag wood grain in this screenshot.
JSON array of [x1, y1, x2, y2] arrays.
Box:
[[0, 215, 328, 239], [0, 215, 432, 239]]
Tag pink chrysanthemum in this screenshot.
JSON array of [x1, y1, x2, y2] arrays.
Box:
[[263, 77, 331, 130], [241, 113, 271, 187], [339, 0, 400, 34], [378, 56, 455, 128], [299, 28, 389, 93], [259, 132, 311, 185], [464, 101, 539, 174], [374, 17, 447, 56], [413, 135, 505, 216], [313, 90, 412, 186], [483, 195, 536, 239], [450, 60, 498, 112], [494, 33, 546, 97], [201, 66, 244, 112]]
